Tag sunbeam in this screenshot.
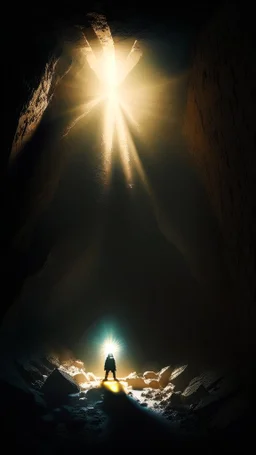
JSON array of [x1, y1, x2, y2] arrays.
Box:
[[64, 14, 144, 185], [116, 109, 132, 183], [63, 97, 102, 137]]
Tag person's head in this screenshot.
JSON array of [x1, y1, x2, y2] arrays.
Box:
[[108, 353, 114, 358]]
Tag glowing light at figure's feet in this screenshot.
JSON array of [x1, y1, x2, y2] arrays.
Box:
[[103, 381, 124, 393]]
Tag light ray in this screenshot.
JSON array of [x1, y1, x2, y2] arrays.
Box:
[[119, 40, 143, 84], [67, 14, 146, 185], [83, 37, 100, 76], [102, 97, 115, 177], [62, 97, 102, 137], [116, 108, 132, 182], [125, 124, 151, 193], [120, 102, 140, 133]]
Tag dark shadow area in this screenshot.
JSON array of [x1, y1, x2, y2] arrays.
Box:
[[2, 374, 250, 453]]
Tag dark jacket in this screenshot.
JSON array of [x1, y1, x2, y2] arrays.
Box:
[[104, 355, 116, 371]]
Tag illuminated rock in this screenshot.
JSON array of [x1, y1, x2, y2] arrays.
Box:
[[170, 365, 187, 381], [126, 372, 138, 379], [126, 376, 146, 390], [143, 371, 158, 380], [182, 383, 209, 405], [163, 384, 175, 395], [159, 366, 173, 388], [145, 379, 160, 389], [170, 365, 199, 392]]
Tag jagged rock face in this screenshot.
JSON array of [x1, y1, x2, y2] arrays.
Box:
[[10, 58, 58, 159], [8, 26, 87, 162], [2, 22, 90, 320], [184, 4, 255, 355]]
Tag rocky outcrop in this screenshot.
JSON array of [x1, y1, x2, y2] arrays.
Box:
[[145, 379, 160, 389], [2, 25, 87, 325], [143, 371, 158, 380], [182, 383, 209, 405], [6, 23, 87, 164], [10, 58, 59, 160], [126, 376, 146, 390], [159, 366, 173, 388], [184, 4, 255, 358], [41, 368, 80, 405]]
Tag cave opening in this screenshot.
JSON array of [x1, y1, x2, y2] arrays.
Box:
[[2, 2, 254, 452]]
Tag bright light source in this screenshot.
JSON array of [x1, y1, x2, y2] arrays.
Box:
[[102, 338, 120, 357], [66, 17, 147, 187], [107, 86, 118, 105], [82, 24, 143, 184]]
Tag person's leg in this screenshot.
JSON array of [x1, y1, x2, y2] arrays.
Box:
[[105, 370, 109, 380], [113, 370, 116, 380]]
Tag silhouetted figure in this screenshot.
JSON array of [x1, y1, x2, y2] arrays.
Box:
[[104, 353, 117, 380]]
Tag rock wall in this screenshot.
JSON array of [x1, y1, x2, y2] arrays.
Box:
[[7, 25, 87, 165], [10, 58, 58, 160], [184, 4, 255, 354], [2, 20, 89, 321]]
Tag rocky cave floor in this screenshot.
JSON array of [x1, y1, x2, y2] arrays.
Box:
[[2, 356, 251, 453]]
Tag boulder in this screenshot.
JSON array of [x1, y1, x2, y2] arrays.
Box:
[[193, 368, 246, 418], [41, 368, 79, 406], [159, 366, 173, 388], [126, 372, 138, 379], [141, 389, 154, 398], [73, 372, 88, 385], [14, 361, 43, 385], [170, 365, 187, 382], [163, 384, 175, 395], [126, 376, 146, 390], [143, 371, 158, 380], [145, 379, 160, 389], [170, 365, 199, 392], [180, 370, 225, 405], [153, 391, 163, 400]]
